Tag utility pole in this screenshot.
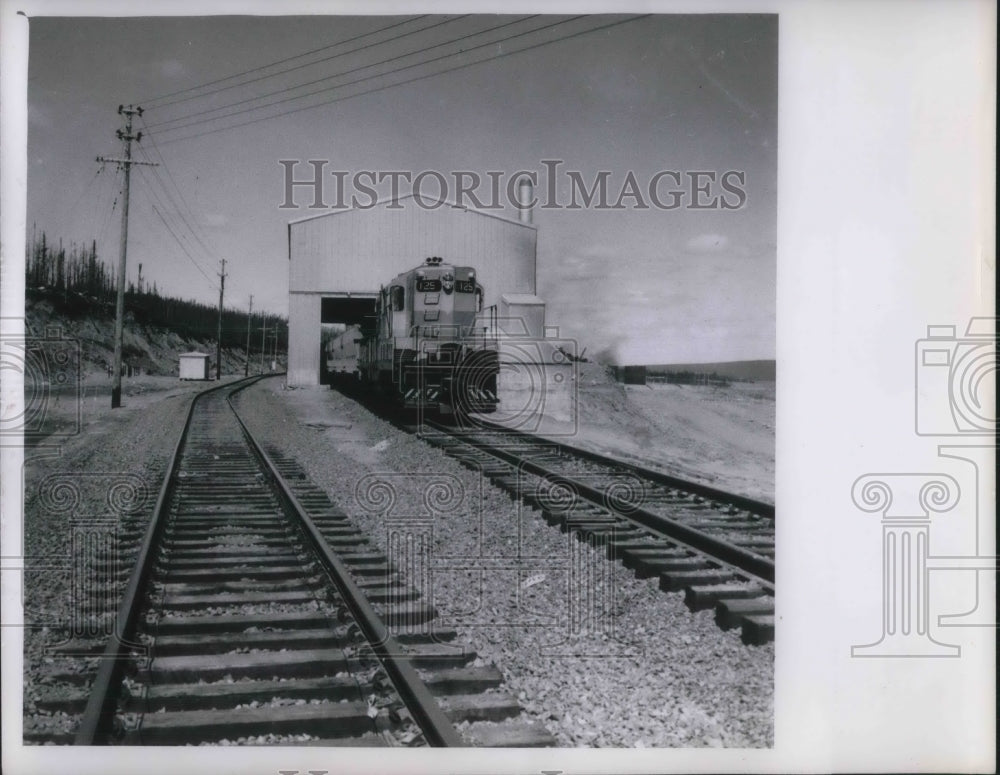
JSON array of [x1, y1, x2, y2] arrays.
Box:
[[244, 294, 253, 377], [215, 258, 227, 380], [259, 317, 268, 373], [137, 263, 143, 295], [97, 104, 157, 408]]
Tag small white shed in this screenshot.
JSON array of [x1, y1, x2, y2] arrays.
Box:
[[178, 352, 210, 381]]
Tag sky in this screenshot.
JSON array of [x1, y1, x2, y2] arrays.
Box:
[[26, 13, 776, 364]]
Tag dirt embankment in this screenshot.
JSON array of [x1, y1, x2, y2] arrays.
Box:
[[540, 361, 775, 504], [25, 296, 258, 379]]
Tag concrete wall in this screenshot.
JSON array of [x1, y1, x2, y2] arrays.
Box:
[[499, 294, 546, 339], [287, 293, 321, 387], [288, 195, 537, 386]]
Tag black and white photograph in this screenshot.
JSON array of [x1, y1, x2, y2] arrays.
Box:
[[0, 1, 993, 774], [16, 8, 777, 748]]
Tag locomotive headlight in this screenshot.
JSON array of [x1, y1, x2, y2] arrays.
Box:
[[442, 272, 454, 294]]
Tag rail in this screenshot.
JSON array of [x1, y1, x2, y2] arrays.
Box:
[[425, 418, 774, 586], [225, 380, 465, 747], [469, 416, 774, 520], [75, 375, 266, 745], [77, 375, 464, 747]]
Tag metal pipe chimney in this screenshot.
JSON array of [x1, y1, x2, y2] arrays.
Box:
[[517, 179, 534, 225]]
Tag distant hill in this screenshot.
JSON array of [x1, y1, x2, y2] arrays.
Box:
[[645, 360, 775, 381]]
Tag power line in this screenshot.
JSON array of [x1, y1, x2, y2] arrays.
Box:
[[147, 14, 471, 129], [146, 198, 220, 291], [146, 15, 450, 115], [94, 166, 122, 248], [134, 135, 237, 296], [138, 166, 219, 290], [91, 168, 120, 249], [154, 14, 651, 146], [139, 174, 216, 284], [141, 15, 427, 107], [63, 167, 103, 235], [154, 15, 648, 148], [135, 160, 219, 280], [144, 203, 218, 289], [135, 119, 223, 266], [146, 15, 524, 133]]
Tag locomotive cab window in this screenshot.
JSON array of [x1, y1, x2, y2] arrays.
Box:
[[475, 287, 483, 312], [390, 286, 405, 311]]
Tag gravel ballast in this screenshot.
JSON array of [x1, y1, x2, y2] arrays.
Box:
[[234, 379, 774, 748], [19, 377, 242, 742]]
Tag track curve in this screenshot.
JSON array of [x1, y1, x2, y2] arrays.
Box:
[[69, 377, 552, 747]]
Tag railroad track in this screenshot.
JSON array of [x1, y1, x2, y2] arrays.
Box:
[[33, 377, 552, 747], [414, 416, 775, 646]]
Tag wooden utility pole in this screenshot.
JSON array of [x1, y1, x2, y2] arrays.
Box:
[[97, 104, 156, 408], [215, 258, 227, 380], [244, 294, 253, 377], [259, 318, 267, 373]]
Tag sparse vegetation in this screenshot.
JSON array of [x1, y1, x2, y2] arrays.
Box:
[[24, 229, 287, 375]]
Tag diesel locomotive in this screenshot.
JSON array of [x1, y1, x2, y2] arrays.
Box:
[[323, 257, 499, 415]]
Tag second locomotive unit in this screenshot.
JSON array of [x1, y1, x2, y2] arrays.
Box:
[[324, 257, 499, 415]]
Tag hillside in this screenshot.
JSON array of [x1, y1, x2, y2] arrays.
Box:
[[25, 290, 280, 379], [21, 230, 285, 379]]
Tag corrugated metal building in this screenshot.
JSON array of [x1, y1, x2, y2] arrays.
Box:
[[287, 194, 538, 386]]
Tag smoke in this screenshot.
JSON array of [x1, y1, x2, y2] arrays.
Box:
[[540, 238, 774, 365]]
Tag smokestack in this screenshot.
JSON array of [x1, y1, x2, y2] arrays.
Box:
[[517, 179, 534, 225]]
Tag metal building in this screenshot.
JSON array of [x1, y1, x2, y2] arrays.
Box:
[[287, 194, 538, 386]]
